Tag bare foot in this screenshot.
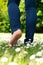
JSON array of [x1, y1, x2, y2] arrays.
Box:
[[8, 29, 22, 46]]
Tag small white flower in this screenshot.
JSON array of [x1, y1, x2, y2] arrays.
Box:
[[35, 58, 43, 63], [15, 48, 21, 52], [24, 51, 27, 54], [8, 62, 18, 65], [36, 51, 42, 57], [25, 44, 32, 48], [30, 54, 35, 60], [27, 43, 31, 47], [41, 50, 43, 53], [2, 47, 5, 50], [33, 40, 38, 47], [1, 57, 8, 62], [41, 50, 43, 55], [40, 39, 43, 44], [25, 46, 29, 48]]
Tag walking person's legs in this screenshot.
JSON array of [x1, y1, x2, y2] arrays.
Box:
[[24, 0, 37, 45], [8, 0, 22, 45]]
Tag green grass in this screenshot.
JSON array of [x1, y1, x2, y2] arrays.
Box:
[[0, 41, 43, 65]]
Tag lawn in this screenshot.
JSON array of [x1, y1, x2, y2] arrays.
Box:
[[0, 33, 43, 65]]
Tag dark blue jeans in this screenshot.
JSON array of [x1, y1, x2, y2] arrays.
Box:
[[8, 0, 37, 43]]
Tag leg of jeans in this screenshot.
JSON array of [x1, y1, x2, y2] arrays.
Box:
[[8, 0, 20, 6], [8, 0, 20, 33], [25, 0, 37, 43]]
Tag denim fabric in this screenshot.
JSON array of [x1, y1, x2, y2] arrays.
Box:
[[8, 0, 37, 42]]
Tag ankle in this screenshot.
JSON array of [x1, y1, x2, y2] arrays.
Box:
[[16, 29, 22, 38]]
